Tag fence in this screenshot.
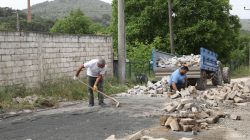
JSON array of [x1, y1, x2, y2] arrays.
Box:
[[113, 59, 153, 80]]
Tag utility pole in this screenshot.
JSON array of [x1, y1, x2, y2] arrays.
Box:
[[118, 0, 126, 82], [168, 0, 174, 54], [244, 6, 250, 68], [27, 0, 32, 22], [16, 10, 20, 32]]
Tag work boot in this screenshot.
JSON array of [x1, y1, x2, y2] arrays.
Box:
[[98, 102, 107, 107]]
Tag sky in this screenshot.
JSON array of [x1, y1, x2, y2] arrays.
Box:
[[0, 0, 249, 19]]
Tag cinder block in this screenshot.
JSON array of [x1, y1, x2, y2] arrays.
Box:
[[2, 55, 12, 61]]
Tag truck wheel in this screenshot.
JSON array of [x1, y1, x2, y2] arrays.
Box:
[[212, 65, 223, 86], [196, 70, 207, 90], [188, 79, 197, 86], [223, 67, 231, 84]]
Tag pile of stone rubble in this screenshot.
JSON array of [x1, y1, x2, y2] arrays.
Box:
[[126, 76, 169, 96], [157, 54, 200, 68], [160, 80, 250, 134]]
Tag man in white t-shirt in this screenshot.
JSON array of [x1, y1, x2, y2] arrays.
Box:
[[74, 59, 106, 107]]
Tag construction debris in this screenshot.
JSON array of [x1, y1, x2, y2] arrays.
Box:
[[157, 54, 200, 68], [126, 76, 169, 96], [160, 80, 250, 134]]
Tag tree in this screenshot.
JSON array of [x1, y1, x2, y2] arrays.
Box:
[[0, 7, 54, 32], [111, 0, 241, 62], [172, 0, 241, 62], [50, 9, 93, 34], [111, 0, 169, 54]]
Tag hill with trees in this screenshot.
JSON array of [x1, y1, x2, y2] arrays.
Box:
[[23, 0, 112, 26]]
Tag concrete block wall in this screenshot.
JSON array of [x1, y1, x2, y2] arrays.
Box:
[[0, 32, 113, 87]]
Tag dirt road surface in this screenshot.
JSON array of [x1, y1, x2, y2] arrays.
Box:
[[0, 96, 165, 140]]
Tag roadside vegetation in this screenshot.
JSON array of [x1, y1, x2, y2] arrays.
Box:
[[0, 78, 131, 112], [232, 66, 250, 78]]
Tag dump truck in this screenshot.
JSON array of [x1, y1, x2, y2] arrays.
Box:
[[152, 48, 230, 90]]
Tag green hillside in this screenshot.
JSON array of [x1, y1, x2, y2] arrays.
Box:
[[23, 0, 112, 26], [240, 19, 250, 31]]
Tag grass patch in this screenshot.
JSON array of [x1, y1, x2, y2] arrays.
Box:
[[0, 77, 132, 112], [232, 66, 250, 78]]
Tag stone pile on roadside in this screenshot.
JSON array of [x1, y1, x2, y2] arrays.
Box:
[[12, 95, 39, 105], [12, 95, 56, 108], [160, 80, 250, 134], [157, 54, 200, 68], [126, 76, 169, 96]]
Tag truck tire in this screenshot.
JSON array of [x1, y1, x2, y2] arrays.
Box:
[[212, 65, 223, 86], [223, 67, 231, 84], [188, 78, 197, 86], [196, 70, 207, 90]]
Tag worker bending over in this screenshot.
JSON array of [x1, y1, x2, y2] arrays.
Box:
[[74, 58, 106, 107], [168, 66, 189, 92]]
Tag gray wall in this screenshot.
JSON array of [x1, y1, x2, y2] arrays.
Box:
[[0, 32, 113, 87]]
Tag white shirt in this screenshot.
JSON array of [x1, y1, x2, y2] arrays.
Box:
[[84, 59, 106, 77]]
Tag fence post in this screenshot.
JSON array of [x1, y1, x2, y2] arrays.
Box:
[[148, 60, 151, 75], [129, 61, 132, 79]]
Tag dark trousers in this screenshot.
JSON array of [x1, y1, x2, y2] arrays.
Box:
[[88, 76, 104, 105], [170, 84, 185, 92]]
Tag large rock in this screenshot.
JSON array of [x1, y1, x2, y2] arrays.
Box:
[[206, 116, 219, 124], [170, 119, 181, 131], [160, 115, 168, 126], [165, 117, 174, 127], [180, 89, 190, 97], [180, 118, 196, 125], [230, 114, 241, 120], [243, 86, 250, 93], [181, 98, 194, 104], [181, 125, 194, 132], [188, 86, 197, 94], [197, 111, 210, 119], [234, 97, 244, 103], [105, 135, 117, 140], [170, 93, 181, 99]]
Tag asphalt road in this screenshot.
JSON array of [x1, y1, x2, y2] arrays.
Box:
[[0, 95, 166, 140]]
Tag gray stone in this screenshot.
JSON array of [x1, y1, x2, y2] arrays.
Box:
[[224, 100, 234, 104], [191, 107, 198, 113], [180, 118, 196, 125], [206, 99, 218, 107], [230, 114, 241, 120], [165, 117, 174, 127], [160, 115, 168, 126], [197, 111, 210, 119], [181, 125, 194, 132], [206, 116, 219, 124], [200, 122, 208, 129], [243, 86, 250, 93], [157, 88, 164, 94], [181, 98, 194, 104], [170, 119, 180, 131], [184, 103, 194, 109], [234, 97, 244, 103], [164, 105, 177, 113], [170, 93, 180, 99], [188, 86, 197, 94], [148, 90, 157, 95], [180, 89, 191, 97], [105, 135, 117, 140], [176, 104, 184, 111]]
